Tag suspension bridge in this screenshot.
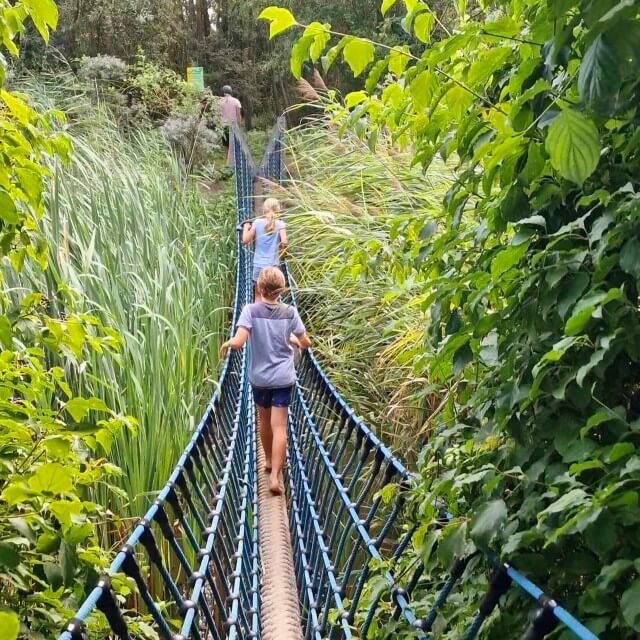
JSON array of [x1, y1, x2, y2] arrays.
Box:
[[57, 121, 598, 640]]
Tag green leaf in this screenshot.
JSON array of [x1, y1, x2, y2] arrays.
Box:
[[343, 38, 375, 77], [437, 521, 468, 567], [597, 559, 634, 590], [606, 442, 635, 464], [0, 542, 20, 569], [470, 499, 507, 549], [540, 488, 589, 517], [291, 35, 313, 79], [381, 0, 399, 15], [576, 348, 607, 387], [500, 184, 531, 222], [258, 7, 298, 39], [388, 46, 411, 76], [60, 540, 76, 587], [490, 242, 529, 278], [22, 0, 58, 41], [557, 273, 590, 319], [569, 460, 605, 475], [365, 59, 389, 93], [578, 34, 621, 111], [410, 70, 436, 109], [0, 189, 19, 224], [1, 89, 32, 126], [322, 39, 348, 72], [28, 463, 74, 495], [565, 288, 622, 336], [64, 396, 110, 422], [620, 237, 640, 279], [453, 342, 472, 375], [305, 22, 331, 62], [36, 532, 60, 554], [0, 612, 19, 640], [378, 482, 397, 504], [0, 315, 13, 346], [345, 91, 368, 108], [468, 47, 511, 87], [479, 331, 498, 366], [546, 109, 601, 185], [49, 500, 84, 531], [621, 579, 640, 631], [414, 11, 434, 43], [445, 86, 473, 122]]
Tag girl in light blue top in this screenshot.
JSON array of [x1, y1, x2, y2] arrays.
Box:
[[242, 197, 288, 289]]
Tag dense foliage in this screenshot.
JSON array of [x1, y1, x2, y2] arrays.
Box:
[[0, 3, 141, 638], [21, 0, 448, 124], [264, 0, 640, 637], [75, 53, 222, 169], [282, 120, 450, 449]]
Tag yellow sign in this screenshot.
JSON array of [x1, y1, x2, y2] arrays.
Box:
[[187, 67, 204, 91]]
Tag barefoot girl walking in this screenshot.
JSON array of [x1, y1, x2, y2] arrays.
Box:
[[220, 267, 311, 495]]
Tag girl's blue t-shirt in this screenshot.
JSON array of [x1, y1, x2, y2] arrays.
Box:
[[253, 218, 284, 268], [237, 302, 306, 388]]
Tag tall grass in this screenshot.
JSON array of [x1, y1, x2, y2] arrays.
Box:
[[19, 76, 235, 521], [279, 117, 452, 454]]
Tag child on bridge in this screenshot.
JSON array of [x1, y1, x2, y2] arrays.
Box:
[[220, 267, 311, 495], [242, 197, 288, 297]]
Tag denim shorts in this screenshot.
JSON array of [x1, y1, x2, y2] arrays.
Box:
[[252, 385, 293, 408], [252, 264, 283, 282]]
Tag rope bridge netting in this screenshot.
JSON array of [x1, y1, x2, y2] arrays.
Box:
[[55, 120, 597, 640]]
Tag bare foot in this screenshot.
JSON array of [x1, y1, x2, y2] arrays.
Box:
[[269, 475, 283, 496]]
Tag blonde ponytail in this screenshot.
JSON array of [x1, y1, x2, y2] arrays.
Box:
[[263, 197, 281, 234]]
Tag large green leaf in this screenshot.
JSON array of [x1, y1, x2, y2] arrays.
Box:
[[291, 35, 313, 79], [468, 46, 511, 87], [306, 22, 331, 62], [0, 613, 19, 640], [28, 463, 74, 494], [578, 34, 621, 111], [388, 46, 411, 76], [414, 11, 434, 43], [621, 579, 640, 631], [381, 0, 399, 15], [410, 70, 437, 109], [546, 109, 601, 185], [64, 396, 110, 422], [343, 38, 375, 77], [620, 237, 640, 279], [491, 242, 529, 278], [470, 499, 507, 549], [0, 542, 20, 569], [258, 7, 298, 39]]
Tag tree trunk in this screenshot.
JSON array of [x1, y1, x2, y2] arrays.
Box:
[[243, 94, 253, 131], [197, 0, 210, 38]]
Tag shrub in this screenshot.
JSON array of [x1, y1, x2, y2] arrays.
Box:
[[77, 54, 127, 84], [125, 53, 195, 120], [160, 114, 219, 169]]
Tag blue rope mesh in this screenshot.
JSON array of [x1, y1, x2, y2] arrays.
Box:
[[54, 120, 598, 640]]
